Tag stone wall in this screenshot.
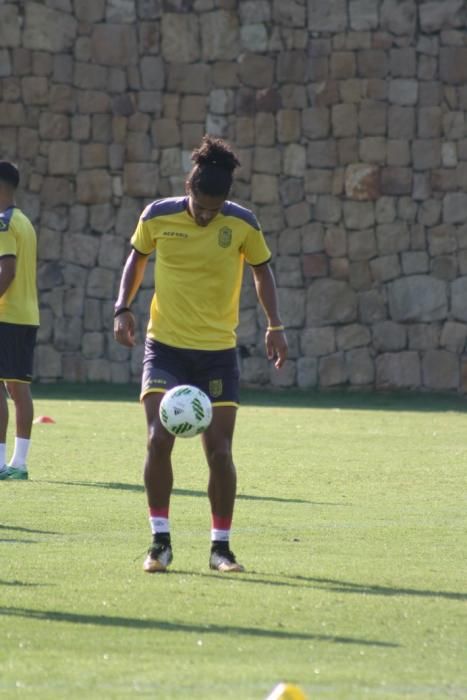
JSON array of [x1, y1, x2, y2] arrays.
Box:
[[2, 0, 467, 392]]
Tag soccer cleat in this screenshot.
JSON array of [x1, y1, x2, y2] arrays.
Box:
[[143, 542, 173, 573], [0, 466, 28, 480], [209, 545, 245, 573]]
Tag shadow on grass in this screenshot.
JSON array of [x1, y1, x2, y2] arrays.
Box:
[[0, 580, 49, 588], [0, 524, 60, 535], [283, 575, 467, 602], [43, 480, 340, 506], [33, 382, 467, 413], [0, 606, 398, 648], [0, 539, 38, 544]]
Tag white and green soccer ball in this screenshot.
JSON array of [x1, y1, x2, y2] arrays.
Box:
[[159, 385, 213, 438]]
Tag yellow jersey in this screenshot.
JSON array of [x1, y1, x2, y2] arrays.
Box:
[[0, 206, 39, 326], [131, 197, 271, 350]]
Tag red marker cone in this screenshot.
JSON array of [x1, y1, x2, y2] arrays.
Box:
[[33, 416, 56, 424]]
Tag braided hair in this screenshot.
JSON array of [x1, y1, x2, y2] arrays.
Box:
[[187, 135, 240, 198]]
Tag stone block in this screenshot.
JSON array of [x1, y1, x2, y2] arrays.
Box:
[[338, 139, 358, 166], [330, 258, 349, 280], [349, 0, 379, 30], [277, 50, 307, 83], [324, 226, 346, 257], [360, 137, 386, 164], [389, 79, 418, 106], [152, 118, 180, 147], [241, 357, 270, 386], [301, 223, 325, 253], [340, 78, 366, 104], [301, 327, 335, 356], [91, 25, 138, 66], [283, 144, 306, 178], [419, 81, 442, 107], [319, 352, 347, 387], [428, 225, 457, 256], [285, 202, 310, 228], [408, 324, 440, 350], [344, 202, 375, 231], [390, 48, 416, 77], [381, 167, 412, 195], [388, 106, 415, 139], [331, 52, 356, 79], [302, 108, 331, 139], [359, 290, 387, 324], [346, 348, 374, 385], [389, 276, 448, 322], [21, 76, 48, 105], [380, 0, 416, 36], [417, 107, 442, 138], [308, 0, 347, 32], [41, 177, 74, 207], [269, 360, 296, 388], [332, 104, 358, 138], [443, 193, 467, 224], [303, 254, 328, 279], [372, 321, 407, 351], [451, 277, 467, 322], [441, 322, 467, 353], [370, 255, 401, 282], [420, 0, 465, 33], [401, 251, 429, 275], [123, 163, 159, 197], [201, 10, 239, 61], [376, 352, 421, 389], [161, 13, 200, 63], [240, 24, 268, 53], [422, 350, 459, 390], [277, 288, 305, 327], [140, 56, 165, 90], [306, 279, 357, 326], [358, 101, 387, 136], [349, 261, 372, 291], [76, 170, 112, 204], [336, 323, 371, 350], [238, 53, 274, 88], [307, 141, 337, 168], [345, 163, 380, 201], [48, 142, 80, 175], [277, 110, 301, 143], [440, 48, 467, 84], [251, 174, 279, 204], [24, 4, 77, 52], [357, 50, 388, 78], [412, 140, 441, 171], [376, 222, 409, 255], [296, 357, 318, 389], [314, 195, 341, 223]]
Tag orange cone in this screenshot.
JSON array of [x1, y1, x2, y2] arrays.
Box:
[[33, 416, 56, 424]]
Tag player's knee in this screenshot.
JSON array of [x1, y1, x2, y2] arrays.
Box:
[[206, 445, 233, 471], [147, 423, 173, 455]]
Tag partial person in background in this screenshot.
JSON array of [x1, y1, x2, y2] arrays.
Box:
[[114, 135, 288, 573], [0, 161, 40, 481]]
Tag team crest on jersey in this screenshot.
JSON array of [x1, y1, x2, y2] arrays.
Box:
[[218, 227, 232, 248], [209, 379, 223, 398]]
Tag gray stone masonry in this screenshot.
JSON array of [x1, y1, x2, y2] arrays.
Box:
[[4, 1, 467, 392]]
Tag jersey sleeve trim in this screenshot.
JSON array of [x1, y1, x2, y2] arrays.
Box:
[[221, 201, 260, 230], [131, 244, 151, 256], [0, 206, 15, 232], [249, 255, 272, 267], [142, 197, 187, 222]]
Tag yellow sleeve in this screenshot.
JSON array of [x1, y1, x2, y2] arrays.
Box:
[[241, 225, 271, 266], [130, 214, 156, 255], [0, 226, 16, 257]]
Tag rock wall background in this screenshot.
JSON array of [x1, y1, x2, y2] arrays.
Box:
[[2, 0, 467, 392]]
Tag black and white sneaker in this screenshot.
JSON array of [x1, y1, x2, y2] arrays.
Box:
[[209, 544, 244, 572], [143, 542, 173, 573]]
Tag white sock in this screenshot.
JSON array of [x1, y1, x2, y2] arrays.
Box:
[[149, 516, 170, 536], [211, 528, 230, 543], [0, 443, 6, 468], [8, 437, 30, 468]]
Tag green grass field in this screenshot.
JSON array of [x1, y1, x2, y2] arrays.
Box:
[[1, 385, 466, 699]]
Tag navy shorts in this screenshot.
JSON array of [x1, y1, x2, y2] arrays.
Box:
[[0, 322, 37, 383], [141, 338, 240, 406]]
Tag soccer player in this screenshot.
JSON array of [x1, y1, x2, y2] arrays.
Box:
[[0, 161, 40, 481], [114, 136, 288, 573]]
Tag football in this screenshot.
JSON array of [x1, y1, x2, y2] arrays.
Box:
[[159, 385, 213, 438]]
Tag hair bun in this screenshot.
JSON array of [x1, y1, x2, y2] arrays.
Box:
[[191, 135, 240, 173]]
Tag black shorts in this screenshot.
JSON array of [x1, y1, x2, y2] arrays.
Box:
[[141, 338, 240, 406], [0, 322, 38, 383]]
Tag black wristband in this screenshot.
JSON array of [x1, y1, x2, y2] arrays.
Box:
[[114, 306, 131, 318]]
